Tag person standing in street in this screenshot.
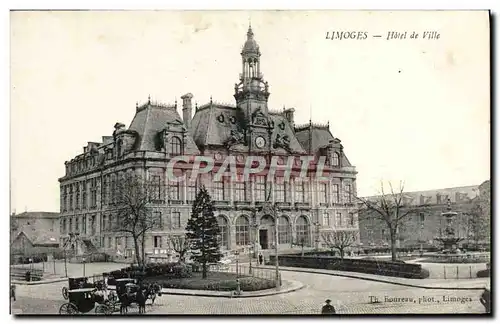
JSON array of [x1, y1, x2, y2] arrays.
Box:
[[258, 253, 263, 265], [321, 299, 336, 314]]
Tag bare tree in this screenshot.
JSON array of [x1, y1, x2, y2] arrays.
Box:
[[170, 235, 190, 263], [321, 230, 357, 259], [111, 172, 162, 268], [356, 181, 428, 261]]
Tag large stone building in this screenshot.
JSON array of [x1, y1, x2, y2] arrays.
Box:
[[58, 26, 358, 258], [358, 182, 490, 250]]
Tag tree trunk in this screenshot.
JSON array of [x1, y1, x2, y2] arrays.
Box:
[[141, 233, 146, 270], [301, 245, 304, 257], [202, 262, 207, 279], [390, 229, 398, 261], [133, 235, 142, 266], [340, 249, 344, 260]]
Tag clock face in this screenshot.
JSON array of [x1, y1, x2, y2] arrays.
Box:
[[255, 136, 266, 149]]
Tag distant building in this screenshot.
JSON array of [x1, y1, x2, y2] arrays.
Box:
[[11, 229, 60, 261], [58, 25, 359, 259], [358, 184, 488, 249], [10, 211, 60, 243]]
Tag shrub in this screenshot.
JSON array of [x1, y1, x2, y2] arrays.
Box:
[[477, 269, 490, 278]]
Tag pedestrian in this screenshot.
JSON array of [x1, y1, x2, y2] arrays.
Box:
[[258, 253, 263, 265], [480, 287, 490, 313], [10, 284, 16, 301], [321, 299, 336, 314]]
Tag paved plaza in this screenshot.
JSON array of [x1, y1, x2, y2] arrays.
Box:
[[10, 262, 487, 315]]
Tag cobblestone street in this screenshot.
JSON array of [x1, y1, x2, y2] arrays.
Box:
[[11, 268, 486, 315]]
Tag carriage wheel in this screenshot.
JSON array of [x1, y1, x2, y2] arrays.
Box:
[[59, 303, 78, 315], [62, 287, 69, 300], [104, 305, 113, 315]]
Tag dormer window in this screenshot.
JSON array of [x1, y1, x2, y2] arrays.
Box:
[[333, 152, 340, 167], [171, 136, 182, 156]]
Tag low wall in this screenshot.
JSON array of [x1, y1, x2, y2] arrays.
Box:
[[268, 255, 426, 279]]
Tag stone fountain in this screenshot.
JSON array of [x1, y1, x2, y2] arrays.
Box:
[[434, 198, 464, 253]]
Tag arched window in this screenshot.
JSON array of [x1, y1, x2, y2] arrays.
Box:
[[278, 216, 291, 244], [217, 215, 229, 249], [333, 152, 340, 167], [235, 215, 249, 246], [171, 136, 182, 156], [296, 216, 310, 246]]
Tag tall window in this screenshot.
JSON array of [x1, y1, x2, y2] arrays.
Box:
[[295, 216, 309, 246], [81, 182, 87, 209], [419, 212, 425, 226], [349, 213, 355, 227], [255, 176, 266, 201], [318, 182, 328, 204], [110, 175, 116, 205], [102, 176, 108, 205], [82, 216, 87, 234], [344, 183, 352, 203], [69, 185, 73, 211], [171, 136, 182, 156], [234, 182, 246, 202], [69, 218, 73, 233], [102, 215, 107, 231], [153, 236, 162, 248], [332, 184, 340, 204], [169, 180, 181, 201], [153, 211, 162, 229], [75, 217, 80, 233], [217, 216, 229, 249], [235, 216, 249, 246], [333, 152, 340, 167], [323, 212, 330, 226], [75, 185, 80, 210], [213, 180, 225, 201], [295, 180, 304, 203], [337, 212, 343, 227], [91, 215, 96, 235], [108, 215, 113, 231], [187, 178, 198, 202], [150, 175, 163, 202], [275, 177, 285, 202], [90, 178, 97, 207], [172, 212, 181, 229], [63, 186, 67, 211], [278, 216, 291, 244]]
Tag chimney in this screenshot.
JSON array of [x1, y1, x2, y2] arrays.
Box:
[[181, 93, 194, 129], [283, 108, 295, 127]]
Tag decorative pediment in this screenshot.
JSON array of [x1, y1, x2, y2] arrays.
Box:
[[260, 202, 274, 215], [251, 107, 268, 126]]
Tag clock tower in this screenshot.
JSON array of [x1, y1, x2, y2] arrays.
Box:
[[234, 25, 272, 152]]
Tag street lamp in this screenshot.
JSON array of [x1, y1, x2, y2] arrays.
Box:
[[82, 257, 86, 277]]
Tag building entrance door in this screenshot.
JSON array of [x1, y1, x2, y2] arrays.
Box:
[[259, 229, 268, 250]]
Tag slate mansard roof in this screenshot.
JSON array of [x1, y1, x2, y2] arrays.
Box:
[[190, 104, 306, 154]]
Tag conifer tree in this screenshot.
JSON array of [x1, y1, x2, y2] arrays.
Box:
[[185, 186, 222, 279]]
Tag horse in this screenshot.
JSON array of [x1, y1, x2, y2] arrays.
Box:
[[118, 291, 130, 314]]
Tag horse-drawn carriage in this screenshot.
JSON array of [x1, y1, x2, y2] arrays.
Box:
[[59, 287, 115, 315], [111, 278, 162, 314], [62, 276, 107, 300]]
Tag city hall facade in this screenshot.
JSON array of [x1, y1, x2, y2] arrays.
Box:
[[58, 26, 359, 258]]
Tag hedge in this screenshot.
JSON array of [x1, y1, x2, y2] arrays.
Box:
[[105, 262, 193, 285], [269, 255, 427, 279], [149, 275, 276, 292]]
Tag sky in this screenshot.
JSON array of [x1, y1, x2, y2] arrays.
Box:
[[10, 10, 490, 213]]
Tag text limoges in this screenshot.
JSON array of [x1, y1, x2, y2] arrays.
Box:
[[326, 31, 368, 40]]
